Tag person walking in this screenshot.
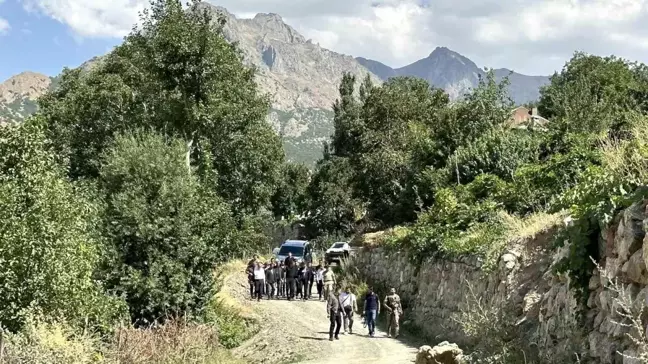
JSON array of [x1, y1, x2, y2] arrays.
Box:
[[286, 258, 298, 301], [265, 262, 277, 299], [246, 255, 260, 299], [315, 264, 324, 301], [363, 287, 380, 337], [322, 265, 336, 300], [300, 262, 313, 300], [246, 261, 255, 299], [384, 287, 403, 338], [273, 262, 283, 298], [340, 287, 357, 335], [296, 263, 305, 299], [326, 288, 345, 341], [284, 252, 295, 266], [307, 262, 315, 299], [253, 262, 265, 302]]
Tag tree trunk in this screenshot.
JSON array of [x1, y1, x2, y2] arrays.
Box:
[[186, 138, 194, 173]]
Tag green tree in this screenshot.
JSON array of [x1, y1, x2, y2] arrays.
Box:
[[434, 70, 514, 161], [271, 162, 311, 219], [451, 127, 542, 184], [353, 77, 449, 225], [100, 132, 238, 324], [306, 156, 363, 236], [40, 0, 283, 214], [331, 73, 363, 158], [539, 52, 647, 136], [0, 120, 125, 332]]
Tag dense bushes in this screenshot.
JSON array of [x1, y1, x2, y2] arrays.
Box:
[[99, 133, 240, 324], [0, 0, 282, 360], [0, 121, 125, 333], [308, 51, 648, 292]]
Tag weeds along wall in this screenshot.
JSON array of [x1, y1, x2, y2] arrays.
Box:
[[352, 200, 648, 363]]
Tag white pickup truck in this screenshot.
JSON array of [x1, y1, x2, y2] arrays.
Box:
[[324, 241, 351, 264]]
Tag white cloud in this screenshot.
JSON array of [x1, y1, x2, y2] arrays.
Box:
[[21, 0, 147, 38], [18, 0, 648, 74], [0, 17, 9, 35]]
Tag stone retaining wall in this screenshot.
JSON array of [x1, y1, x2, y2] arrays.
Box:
[[354, 201, 648, 363]]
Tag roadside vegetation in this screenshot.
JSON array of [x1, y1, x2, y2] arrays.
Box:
[[303, 53, 648, 297], [4, 0, 648, 362], [1, 0, 271, 361]]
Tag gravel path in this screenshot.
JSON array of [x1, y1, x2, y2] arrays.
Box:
[[225, 269, 418, 364]]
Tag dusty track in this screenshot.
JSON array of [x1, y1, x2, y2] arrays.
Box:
[[224, 267, 417, 364]]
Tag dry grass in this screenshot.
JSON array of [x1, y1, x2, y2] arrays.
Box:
[[1, 318, 245, 364], [109, 320, 220, 364], [601, 117, 648, 185], [1, 319, 103, 364], [595, 259, 648, 363], [0, 263, 254, 364], [353, 226, 410, 247], [499, 211, 565, 241]]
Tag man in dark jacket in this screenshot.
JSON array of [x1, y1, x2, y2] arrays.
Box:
[[265, 263, 276, 299], [284, 252, 295, 266], [273, 262, 283, 298], [296, 263, 305, 299], [246, 255, 258, 299], [326, 288, 345, 341], [286, 259, 298, 301], [363, 287, 381, 337], [301, 262, 314, 300]]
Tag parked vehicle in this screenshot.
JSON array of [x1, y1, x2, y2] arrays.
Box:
[[276, 240, 315, 264], [272, 247, 280, 257], [325, 241, 350, 264]]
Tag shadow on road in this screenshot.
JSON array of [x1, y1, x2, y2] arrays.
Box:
[[300, 336, 330, 341]]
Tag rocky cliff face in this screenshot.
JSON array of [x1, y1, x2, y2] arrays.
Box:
[[201, 4, 381, 166], [354, 201, 648, 363], [0, 72, 51, 124], [0, 6, 379, 166], [356, 47, 550, 104], [211, 6, 380, 111]]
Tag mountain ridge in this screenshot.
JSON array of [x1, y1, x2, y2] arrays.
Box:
[[356, 46, 550, 104], [0, 7, 550, 165]]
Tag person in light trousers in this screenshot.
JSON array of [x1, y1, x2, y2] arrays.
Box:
[[339, 286, 358, 334]]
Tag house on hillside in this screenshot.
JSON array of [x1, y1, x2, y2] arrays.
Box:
[[509, 106, 549, 130]]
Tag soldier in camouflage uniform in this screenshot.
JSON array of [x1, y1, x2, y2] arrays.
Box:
[[384, 287, 403, 338]]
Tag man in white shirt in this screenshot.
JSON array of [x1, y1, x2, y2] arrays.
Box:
[[339, 287, 357, 335]]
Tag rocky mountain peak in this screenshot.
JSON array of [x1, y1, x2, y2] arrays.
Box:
[[202, 3, 378, 111], [0, 71, 51, 104]]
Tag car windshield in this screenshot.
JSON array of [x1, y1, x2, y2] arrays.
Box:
[[278, 245, 304, 256], [332, 243, 345, 248]]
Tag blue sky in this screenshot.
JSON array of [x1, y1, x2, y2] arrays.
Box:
[[0, 0, 120, 81], [1, 0, 648, 82]]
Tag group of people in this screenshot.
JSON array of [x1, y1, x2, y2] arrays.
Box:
[[246, 254, 404, 342], [246, 253, 337, 302], [326, 286, 403, 341]]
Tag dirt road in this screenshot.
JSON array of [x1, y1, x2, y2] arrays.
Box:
[[224, 268, 418, 364]]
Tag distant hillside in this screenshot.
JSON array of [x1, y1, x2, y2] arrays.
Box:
[[356, 47, 550, 104], [0, 72, 52, 125], [0, 10, 550, 167], [0, 6, 379, 167]]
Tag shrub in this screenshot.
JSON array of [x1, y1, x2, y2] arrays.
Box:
[[99, 132, 239, 325], [451, 128, 541, 184], [206, 302, 255, 349], [0, 120, 125, 333], [108, 319, 221, 364], [2, 317, 104, 364]]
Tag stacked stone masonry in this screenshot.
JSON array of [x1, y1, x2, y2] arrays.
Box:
[[355, 200, 648, 363]]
